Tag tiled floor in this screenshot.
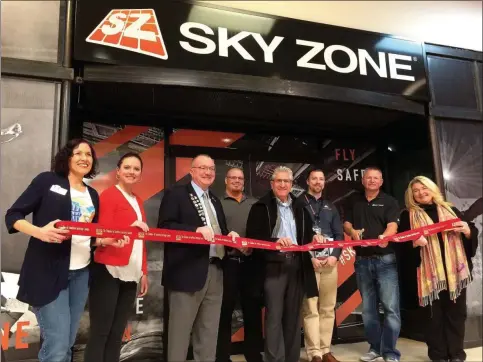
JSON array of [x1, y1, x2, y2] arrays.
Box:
[[231, 338, 483, 361]]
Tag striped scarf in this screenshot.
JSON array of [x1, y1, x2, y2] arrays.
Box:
[[410, 205, 471, 307]]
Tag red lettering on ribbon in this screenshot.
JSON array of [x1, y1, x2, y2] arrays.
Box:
[[56, 219, 460, 250]]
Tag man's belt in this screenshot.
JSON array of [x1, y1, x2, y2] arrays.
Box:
[[56, 219, 460, 252]]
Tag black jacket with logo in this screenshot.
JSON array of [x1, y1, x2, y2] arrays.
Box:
[[294, 192, 344, 259]]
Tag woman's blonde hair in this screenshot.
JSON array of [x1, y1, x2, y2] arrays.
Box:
[[405, 175, 454, 214]]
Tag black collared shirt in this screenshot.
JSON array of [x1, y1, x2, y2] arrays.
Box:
[[345, 191, 400, 256]]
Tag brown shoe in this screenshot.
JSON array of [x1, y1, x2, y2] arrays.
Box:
[[311, 357, 323, 362], [322, 352, 340, 362]]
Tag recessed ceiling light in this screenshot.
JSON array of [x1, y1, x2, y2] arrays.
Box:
[[443, 170, 452, 181]]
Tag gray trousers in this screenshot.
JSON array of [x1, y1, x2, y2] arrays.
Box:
[[167, 263, 223, 362], [264, 256, 304, 362]]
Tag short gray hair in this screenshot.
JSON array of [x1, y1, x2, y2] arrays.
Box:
[[271, 166, 293, 181], [226, 167, 244, 177], [191, 154, 213, 167]]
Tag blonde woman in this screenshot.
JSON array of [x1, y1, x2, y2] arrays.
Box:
[[399, 176, 478, 362]]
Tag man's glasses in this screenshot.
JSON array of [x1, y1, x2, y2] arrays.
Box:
[[226, 176, 244, 181], [192, 166, 216, 172]]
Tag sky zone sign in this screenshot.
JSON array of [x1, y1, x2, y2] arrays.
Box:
[[86, 8, 418, 82], [86, 9, 168, 60]]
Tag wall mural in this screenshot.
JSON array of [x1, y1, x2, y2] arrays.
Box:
[[0, 123, 23, 144]]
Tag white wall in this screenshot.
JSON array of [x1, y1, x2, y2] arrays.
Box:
[[201, 1, 482, 52]]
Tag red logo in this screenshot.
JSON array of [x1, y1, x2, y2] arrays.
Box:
[[86, 9, 168, 60]]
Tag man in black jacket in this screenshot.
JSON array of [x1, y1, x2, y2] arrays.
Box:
[[295, 168, 344, 362], [246, 166, 322, 362], [158, 154, 239, 362]]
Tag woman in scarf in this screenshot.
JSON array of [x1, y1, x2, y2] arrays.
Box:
[[399, 176, 479, 362]]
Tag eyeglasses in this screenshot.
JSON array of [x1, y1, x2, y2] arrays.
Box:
[[192, 166, 216, 172], [273, 179, 292, 184], [227, 176, 244, 181]]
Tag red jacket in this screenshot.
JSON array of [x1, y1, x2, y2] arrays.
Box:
[[94, 185, 148, 275]]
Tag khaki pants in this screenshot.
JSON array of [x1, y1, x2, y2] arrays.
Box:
[[302, 265, 338, 359]]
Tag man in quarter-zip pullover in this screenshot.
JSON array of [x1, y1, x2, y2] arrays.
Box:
[[295, 168, 344, 362]]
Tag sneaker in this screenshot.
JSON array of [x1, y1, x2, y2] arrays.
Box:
[[385, 358, 400, 362], [360, 351, 383, 362]]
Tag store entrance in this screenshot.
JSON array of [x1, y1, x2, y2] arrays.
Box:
[[77, 83, 433, 360], [163, 127, 391, 353]]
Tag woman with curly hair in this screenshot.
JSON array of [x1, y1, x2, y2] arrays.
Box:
[[5, 139, 119, 362], [399, 176, 479, 362]]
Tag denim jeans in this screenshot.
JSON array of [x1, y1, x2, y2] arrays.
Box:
[[33, 267, 89, 362], [354, 253, 401, 360]]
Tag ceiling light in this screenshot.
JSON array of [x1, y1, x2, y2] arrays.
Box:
[[443, 170, 452, 181]]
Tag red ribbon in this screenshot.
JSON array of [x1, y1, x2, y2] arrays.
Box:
[[56, 219, 460, 252]]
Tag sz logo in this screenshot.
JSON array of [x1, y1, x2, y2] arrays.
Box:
[[86, 9, 168, 59]]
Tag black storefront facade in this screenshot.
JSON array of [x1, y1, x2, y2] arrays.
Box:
[[1, 0, 481, 361]]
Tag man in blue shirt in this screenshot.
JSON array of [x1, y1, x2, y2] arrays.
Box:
[[246, 166, 323, 362]]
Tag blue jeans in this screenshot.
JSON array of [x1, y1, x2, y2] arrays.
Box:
[[33, 267, 89, 362], [355, 253, 401, 360]]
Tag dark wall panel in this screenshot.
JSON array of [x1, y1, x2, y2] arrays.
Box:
[[476, 62, 482, 111], [428, 55, 478, 109]]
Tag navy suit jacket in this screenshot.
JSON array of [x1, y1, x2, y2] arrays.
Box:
[[5, 172, 99, 307], [158, 183, 228, 292]]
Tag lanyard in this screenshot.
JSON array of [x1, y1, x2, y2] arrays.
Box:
[[305, 195, 322, 223]]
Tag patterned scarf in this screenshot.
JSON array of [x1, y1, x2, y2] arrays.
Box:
[[410, 204, 471, 307]]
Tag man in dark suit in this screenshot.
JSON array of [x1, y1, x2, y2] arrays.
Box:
[[158, 154, 239, 362]]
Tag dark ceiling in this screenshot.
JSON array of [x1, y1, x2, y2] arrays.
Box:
[[77, 82, 426, 139]]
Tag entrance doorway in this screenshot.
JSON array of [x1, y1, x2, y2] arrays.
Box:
[[75, 84, 433, 360], [164, 128, 386, 352]]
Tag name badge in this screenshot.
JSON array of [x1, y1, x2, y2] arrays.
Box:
[[50, 185, 68, 196]]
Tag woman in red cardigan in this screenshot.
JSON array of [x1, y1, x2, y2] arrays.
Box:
[[84, 152, 149, 362]]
